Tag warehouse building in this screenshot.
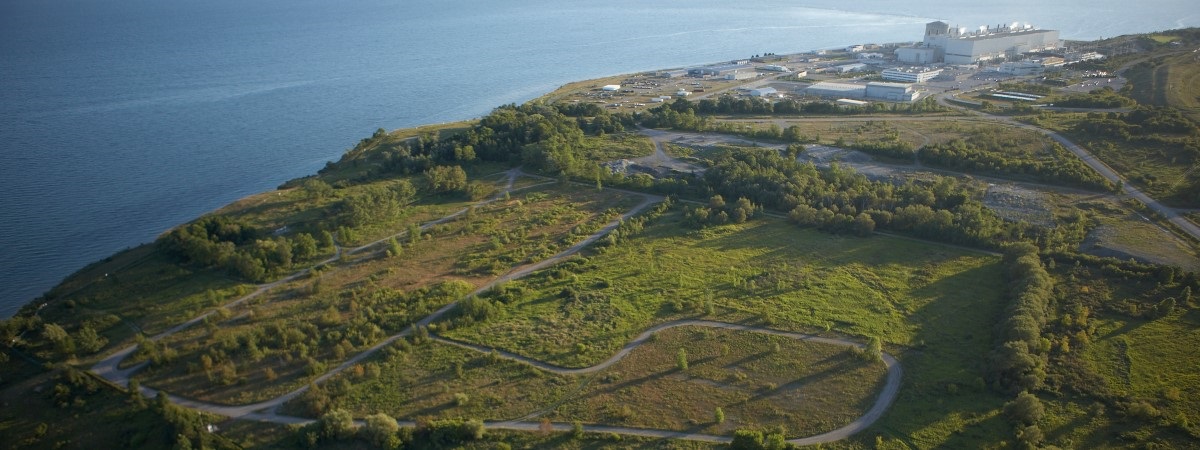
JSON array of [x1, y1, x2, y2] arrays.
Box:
[[805, 81, 917, 102], [882, 67, 943, 83], [896, 20, 1059, 64], [688, 63, 752, 77], [749, 87, 778, 97], [864, 82, 917, 101], [805, 81, 865, 99]]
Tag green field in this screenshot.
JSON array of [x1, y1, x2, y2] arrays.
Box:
[[443, 208, 1011, 447], [127, 183, 641, 405]]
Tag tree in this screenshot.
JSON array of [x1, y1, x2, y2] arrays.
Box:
[[866, 336, 883, 362], [42, 323, 74, 356], [425, 165, 469, 193], [363, 412, 400, 448], [715, 407, 725, 424], [1004, 391, 1045, 425], [319, 409, 355, 441], [730, 429, 765, 450], [386, 237, 403, 258], [293, 233, 319, 260], [677, 347, 688, 371], [302, 179, 333, 200], [75, 325, 107, 354]]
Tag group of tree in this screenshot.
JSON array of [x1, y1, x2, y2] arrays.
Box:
[[918, 138, 1116, 191], [682, 195, 761, 227], [158, 215, 327, 282], [987, 243, 1053, 394]]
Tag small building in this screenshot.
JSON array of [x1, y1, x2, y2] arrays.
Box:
[[657, 69, 689, 78], [882, 67, 943, 83], [846, 44, 865, 53], [760, 64, 791, 72], [601, 85, 621, 91], [676, 89, 691, 97], [749, 87, 778, 97], [837, 98, 870, 107], [865, 82, 917, 101], [858, 52, 885, 60]]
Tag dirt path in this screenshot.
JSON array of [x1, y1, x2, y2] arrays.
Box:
[[428, 319, 900, 445]]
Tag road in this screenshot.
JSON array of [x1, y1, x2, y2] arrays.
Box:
[[932, 91, 1200, 243], [434, 319, 901, 445]]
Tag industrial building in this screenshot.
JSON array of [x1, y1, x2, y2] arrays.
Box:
[[882, 67, 943, 83], [832, 63, 868, 73], [864, 82, 917, 101], [805, 81, 917, 102], [896, 20, 1059, 64], [805, 82, 866, 99], [749, 87, 778, 97], [688, 63, 752, 77]]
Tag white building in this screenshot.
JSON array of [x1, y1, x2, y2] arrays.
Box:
[[725, 69, 758, 80], [601, 85, 621, 91], [805, 81, 866, 99], [749, 87, 778, 97], [896, 21, 1059, 64], [924, 21, 1059, 64], [833, 63, 869, 73], [837, 99, 870, 107], [895, 47, 938, 64], [882, 67, 943, 83], [865, 82, 917, 101]]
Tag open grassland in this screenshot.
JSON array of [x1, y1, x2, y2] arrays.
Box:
[[444, 209, 1012, 447], [1033, 112, 1199, 204], [1037, 265, 1200, 448], [294, 341, 576, 422], [547, 326, 887, 438], [1125, 52, 1200, 123], [290, 325, 886, 440], [128, 184, 641, 405]]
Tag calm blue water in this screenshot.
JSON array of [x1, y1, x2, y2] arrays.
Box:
[[1, 0, 1196, 317]]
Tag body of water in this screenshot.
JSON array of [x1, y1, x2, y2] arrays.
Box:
[[1, 0, 1196, 317]]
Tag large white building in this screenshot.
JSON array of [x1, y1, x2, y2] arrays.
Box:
[[882, 67, 943, 83], [805, 81, 918, 102], [897, 21, 1059, 64], [864, 82, 917, 102]]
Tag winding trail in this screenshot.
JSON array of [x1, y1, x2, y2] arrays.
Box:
[[433, 319, 901, 445], [85, 167, 905, 445]]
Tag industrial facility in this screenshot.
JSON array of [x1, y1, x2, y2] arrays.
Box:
[[896, 21, 1060, 64]]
